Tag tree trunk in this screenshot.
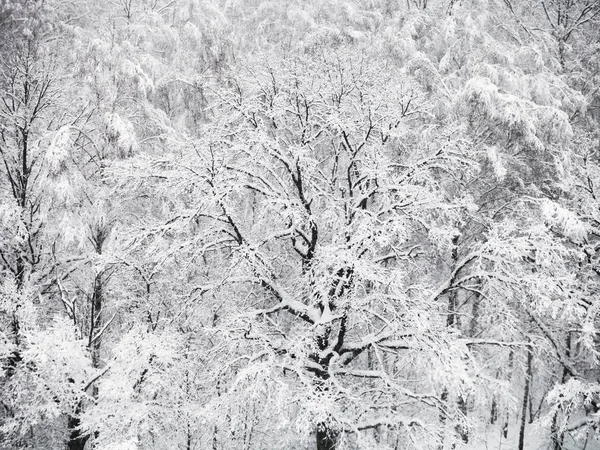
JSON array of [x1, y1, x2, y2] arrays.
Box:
[[551, 412, 562, 450], [457, 396, 468, 443], [518, 343, 532, 450], [312, 323, 338, 450], [316, 422, 338, 450], [551, 332, 572, 450], [212, 425, 218, 450], [468, 289, 480, 338], [67, 227, 108, 449], [444, 235, 470, 444], [90, 274, 103, 371], [503, 351, 514, 439], [490, 396, 498, 424], [67, 408, 89, 450]]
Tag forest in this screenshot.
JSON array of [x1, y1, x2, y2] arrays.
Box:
[[0, 0, 599, 449]]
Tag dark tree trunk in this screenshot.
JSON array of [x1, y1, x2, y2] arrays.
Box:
[[518, 343, 532, 450], [552, 332, 572, 450], [90, 274, 103, 371], [503, 351, 514, 438], [212, 425, 218, 450], [67, 226, 109, 449], [468, 290, 480, 338], [490, 396, 498, 424], [311, 321, 339, 450], [457, 396, 468, 443], [446, 237, 460, 328], [443, 235, 470, 445], [67, 411, 89, 450], [316, 422, 338, 450], [551, 412, 561, 450]]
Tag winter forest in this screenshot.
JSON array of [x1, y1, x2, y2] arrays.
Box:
[[1, 0, 600, 449]]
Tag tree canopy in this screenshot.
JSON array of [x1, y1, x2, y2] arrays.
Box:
[[1, 0, 600, 449]]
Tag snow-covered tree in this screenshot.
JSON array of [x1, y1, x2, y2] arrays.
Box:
[[2, 1, 600, 449]]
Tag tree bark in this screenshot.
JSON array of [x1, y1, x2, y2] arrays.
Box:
[[552, 332, 572, 450], [551, 413, 561, 450], [457, 396, 468, 443], [67, 227, 108, 449], [312, 322, 338, 450], [490, 396, 498, 424], [67, 406, 89, 450], [446, 235, 460, 328], [445, 235, 469, 444], [503, 351, 514, 439], [316, 423, 338, 450], [518, 342, 532, 450]]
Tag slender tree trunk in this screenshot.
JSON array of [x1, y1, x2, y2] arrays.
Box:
[[67, 403, 88, 450], [212, 425, 218, 450], [503, 351, 514, 439], [490, 396, 498, 424], [457, 396, 468, 443], [67, 275, 103, 450], [444, 235, 469, 444], [438, 389, 448, 450], [186, 421, 192, 450], [468, 289, 480, 338], [446, 235, 460, 328], [316, 423, 338, 450], [552, 332, 572, 450], [528, 392, 535, 424], [518, 342, 532, 450], [90, 274, 103, 371], [67, 227, 108, 449], [490, 370, 499, 424], [528, 358, 536, 424], [15, 256, 26, 289], [551, 413, 561, 450]]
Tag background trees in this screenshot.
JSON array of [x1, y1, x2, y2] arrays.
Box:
[[1, 0, 600, 449]]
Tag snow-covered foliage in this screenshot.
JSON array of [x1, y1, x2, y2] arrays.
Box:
[[2, 0, 600, 449]]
